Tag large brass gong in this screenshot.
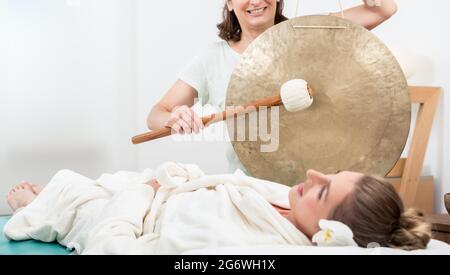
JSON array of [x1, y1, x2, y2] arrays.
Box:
[[226, 15, 411, 185]]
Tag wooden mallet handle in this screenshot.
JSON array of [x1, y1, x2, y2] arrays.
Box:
[[131, 95, 283, 145]]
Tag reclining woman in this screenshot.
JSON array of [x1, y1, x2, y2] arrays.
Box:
[[5, 165, 431, 254]]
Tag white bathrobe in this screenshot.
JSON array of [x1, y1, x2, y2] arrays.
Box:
[[3, 162, 311, 254]]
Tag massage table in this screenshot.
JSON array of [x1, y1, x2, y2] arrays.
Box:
[[2, 215, 450, 255], [0, 216, 71, 255]]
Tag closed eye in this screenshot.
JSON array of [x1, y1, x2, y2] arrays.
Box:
[[318, 182, 331, 201], [318, 186, 326, 200]]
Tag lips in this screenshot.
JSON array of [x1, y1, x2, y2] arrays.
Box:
[[246, 7, 267, 16], [297, 184, 304, 197]]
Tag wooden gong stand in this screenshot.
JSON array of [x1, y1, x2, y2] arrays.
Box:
[[386, 86, 442, 213]]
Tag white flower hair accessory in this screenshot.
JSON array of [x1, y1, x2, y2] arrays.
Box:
[[312, 220, 358, 247]]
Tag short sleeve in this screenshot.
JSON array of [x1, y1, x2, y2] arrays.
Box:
[[177, 54, 209, 105]]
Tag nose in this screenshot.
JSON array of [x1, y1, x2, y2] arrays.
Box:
[[306, 169, 322, 181], [305, 169, 328, 188]]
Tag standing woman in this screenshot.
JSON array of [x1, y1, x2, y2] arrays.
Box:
[[147, 0, 399, 173]]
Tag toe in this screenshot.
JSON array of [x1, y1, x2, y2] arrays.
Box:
[[31, 185, 41, 194], [19, 181, 31, 189], [31, 186, 37, 194], [30, 184, 44, 195], [22, 182, 34, 191]]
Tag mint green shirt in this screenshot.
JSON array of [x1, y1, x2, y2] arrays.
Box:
[[178, 41, 250, 174]]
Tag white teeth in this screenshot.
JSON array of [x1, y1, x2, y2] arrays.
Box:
[[248, 7, 265, 14]]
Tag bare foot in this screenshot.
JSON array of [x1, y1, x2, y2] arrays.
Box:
[[16, 181, 44, 195], [6, 182, 38, 212]]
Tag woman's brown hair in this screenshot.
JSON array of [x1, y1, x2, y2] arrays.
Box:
[[331, 176, 432, 250], [217, 0, 288, 42]]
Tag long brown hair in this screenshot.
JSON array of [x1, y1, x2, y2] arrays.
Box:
[[217, 0, 288, 42], [331, 176, 432, 250]]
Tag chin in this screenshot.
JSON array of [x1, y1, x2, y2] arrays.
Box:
[[246, 16, 274, 28], [288, 185, 298, 208]]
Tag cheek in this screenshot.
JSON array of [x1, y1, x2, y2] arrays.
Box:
[[268, 0, 278, 11], [291, 197, 324, 237], [229, 1, 243, 13], [294, 197, 317, 217], [237, 1, 247, 10], [305, 196, 317, 207], [289, 186, 316, 210], [293, 201, 320, 238]]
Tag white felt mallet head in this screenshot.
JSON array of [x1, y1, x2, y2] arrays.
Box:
[[280, 79, 314, 112]]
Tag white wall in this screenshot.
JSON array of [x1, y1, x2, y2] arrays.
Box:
[[135, 0, 230, 175], [2, 0, 449, 215], [1, 0, 138, 214]]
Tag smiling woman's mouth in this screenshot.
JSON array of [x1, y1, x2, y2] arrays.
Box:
[[247, 7, 267, 15]]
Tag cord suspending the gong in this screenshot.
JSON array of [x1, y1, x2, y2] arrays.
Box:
[[295, 0, 345, 18], [294, 0, 346, 29], [338, 0, 345, 18], [295, 0, 300, 17], [295, 0, 383, 18]]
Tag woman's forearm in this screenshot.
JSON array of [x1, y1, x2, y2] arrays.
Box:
[[147, 80, 200, 131], [332, 0, 398, 30], [363, 0, 398, 18], [147, 104, 172, 130]]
